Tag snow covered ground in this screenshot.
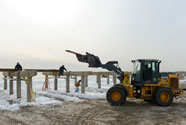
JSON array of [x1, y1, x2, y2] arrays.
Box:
[[0, 76, 114, 110], [0, 75, 185, 111]]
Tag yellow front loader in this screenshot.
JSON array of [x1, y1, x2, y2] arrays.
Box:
[[67, 50, 184, 106], [106, 59, 183, 106]]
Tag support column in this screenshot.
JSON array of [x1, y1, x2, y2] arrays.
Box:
[[74, 76, 77, 85], [113, 75, 117, 85], [27, 77, 32, 102], [85, 75, 88, 87], [30, 78, 33, 90], [97, 75, 101, 89], [9, 76, 13, 95], [54, 75, 58, 90], [17, 72, 21, 99], [107, 75, 110, 84], [44, 75, 48, 90], [66, 75, 70, 93], [81, 75, 86, 93], [4, 76, 7, 90]]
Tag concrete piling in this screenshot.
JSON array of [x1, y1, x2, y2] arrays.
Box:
[[54, 75, 58, 90], [97, 75, 101, 89], [66, 73, 70, 93], [4, 76, 7, 90], [81, 75, 86, 93], [107, 75, 110, 84], [16, 72, 21, 99], [113, 75, 117, 85], [9, 76, 13, 95]]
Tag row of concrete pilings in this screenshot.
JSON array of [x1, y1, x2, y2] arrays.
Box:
[[2, 70, 186, 102], [2, 71, 117, 102]]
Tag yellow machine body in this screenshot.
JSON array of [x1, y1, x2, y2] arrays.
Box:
[[121, 73, 184, 100], [106, 59, 184, 106]]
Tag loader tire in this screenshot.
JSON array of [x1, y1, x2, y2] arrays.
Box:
[[106, 86, 126, 105], [154, 87, 173, 106]]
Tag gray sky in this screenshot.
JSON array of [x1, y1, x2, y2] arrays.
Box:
[[0, 0, 186, 71]]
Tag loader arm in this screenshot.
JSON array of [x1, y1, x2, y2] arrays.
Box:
[[66, 50, 124, 82]]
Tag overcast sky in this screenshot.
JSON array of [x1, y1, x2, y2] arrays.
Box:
[[0, 0, 186, 71]]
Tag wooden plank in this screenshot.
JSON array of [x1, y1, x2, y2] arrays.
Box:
[[92, 72, 113, 75], [67, 71, 92, 76], [0, 69, 131, 74], [42, 71, 93, 76], [25, 69, 59, 72], [42, 72, 58, 76], [0, 69, 15, 72], [3, 71, 37, 77], [0, 69, 58, 73]]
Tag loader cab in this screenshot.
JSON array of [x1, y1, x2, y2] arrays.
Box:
[[131, 59, 161, 86]]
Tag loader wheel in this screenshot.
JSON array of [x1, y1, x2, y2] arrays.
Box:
[[154, 87, 173, 106], [106, 86, 126, 105]]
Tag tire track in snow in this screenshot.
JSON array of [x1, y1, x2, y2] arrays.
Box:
[[73, 106, 108, 125]]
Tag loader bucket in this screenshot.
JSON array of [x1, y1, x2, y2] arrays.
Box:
[[66, 50, 102, 67], [85, 52, 102, 67], [76, 54, 88, 63], [66, 50, 124, 83]]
